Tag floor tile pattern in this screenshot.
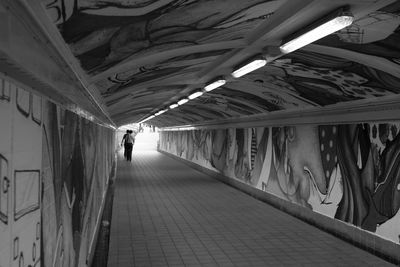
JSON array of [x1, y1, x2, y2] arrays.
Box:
[[108, 151, 394, 267]]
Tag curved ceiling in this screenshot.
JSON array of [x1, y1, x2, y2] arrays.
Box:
[[22, 0, 400, 127]]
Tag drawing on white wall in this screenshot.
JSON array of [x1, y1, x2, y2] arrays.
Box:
[[0, 79, 10, 101], [14, 170, 40, 221], [16, 88, 30, 118], [0, 154, 9, 224], [0, 82, 42, 267], [32, 94, 42, 125]]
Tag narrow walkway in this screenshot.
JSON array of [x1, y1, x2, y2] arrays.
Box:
[[108, 148, 393, 266]]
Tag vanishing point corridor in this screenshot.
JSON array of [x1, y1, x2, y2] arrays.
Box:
[[107, 134, 393, 267]]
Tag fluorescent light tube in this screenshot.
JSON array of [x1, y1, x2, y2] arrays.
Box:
[[280, 11, 353, 54], [231, 59, 267, 78], [169, 103, 178, 109], [204, 79, 226, 92], [140, 115, 155, 123], [177, 98, 189, 105], [155, 110, 167, 116], [188, 91, 204, 100]]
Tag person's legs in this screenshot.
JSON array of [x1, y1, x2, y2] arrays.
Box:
[[127, 143, 133, 161], [124, 143, 128, 160]]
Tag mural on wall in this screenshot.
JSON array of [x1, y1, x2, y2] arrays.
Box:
[[42, 102, 115, 267], [159, 122, 400, 245], [0, 79, 42, 267], [0, 76, 116, 267]]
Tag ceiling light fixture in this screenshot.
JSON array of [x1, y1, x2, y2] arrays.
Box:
[[155, 109, 167, 116], [231, 56, 267, 78], [169, 103, 179, 109], [280, 7, 353, 54], [188, 90, 204, 100], [204, 78, 226, 92], [139, 114, 155, 123], [177, 98, 189, 105]]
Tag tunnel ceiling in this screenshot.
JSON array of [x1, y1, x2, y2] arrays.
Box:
[[31, 0, 400, 127]]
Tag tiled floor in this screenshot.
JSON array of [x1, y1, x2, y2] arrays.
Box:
[[108, 150, 394, 267]]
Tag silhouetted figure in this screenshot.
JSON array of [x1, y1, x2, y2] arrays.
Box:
[[121, 130, 129, 160], [121, 130, 135, 161]]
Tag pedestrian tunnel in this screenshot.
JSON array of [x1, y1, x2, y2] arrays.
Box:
[[0, 0, 400, 266]]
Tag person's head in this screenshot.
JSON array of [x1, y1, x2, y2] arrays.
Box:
[[128, 130, 133, 134], [126, 130, 129, 133]]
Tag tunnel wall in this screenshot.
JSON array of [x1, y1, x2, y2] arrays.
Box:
[[159, 123, 400, 256], [0, 76, 116, 267]]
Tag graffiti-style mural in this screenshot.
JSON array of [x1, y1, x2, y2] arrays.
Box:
[[44, 0, 284, 73], [0, 77, 115, 266], [40, 0, 400, 126], [159, 122, 400, 245], [42, 103, 115, 267]]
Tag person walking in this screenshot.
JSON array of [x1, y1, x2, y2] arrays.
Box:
[[121, 130, 130, 160], [124, 130, 135, 161]]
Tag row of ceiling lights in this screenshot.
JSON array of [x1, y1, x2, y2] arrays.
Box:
[[139, 7, 353, 124]]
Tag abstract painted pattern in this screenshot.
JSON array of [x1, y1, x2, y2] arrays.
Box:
[[0, 77, 115, 267], [152, 45, 400, 126], [159, 122, 400, 245], [40, 0, 400, 126], [41, 102, 115, 267], [44, 0, 283, 73]]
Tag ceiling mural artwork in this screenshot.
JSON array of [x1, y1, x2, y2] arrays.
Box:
[[320, 5, 400, 55], [152, 49, 400, 126], [270, 56, 396, 104], [45, 0, 283, 73], [98, 50, 228, 97], [39, 0, 400, 127]]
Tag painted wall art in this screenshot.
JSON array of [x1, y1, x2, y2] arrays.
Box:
[[44, 0, 284, 73], [159, 123, 400, 245], [40, 0, 400, 127], [151, 37, 400, 127], [0, 76, 116, 267]]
